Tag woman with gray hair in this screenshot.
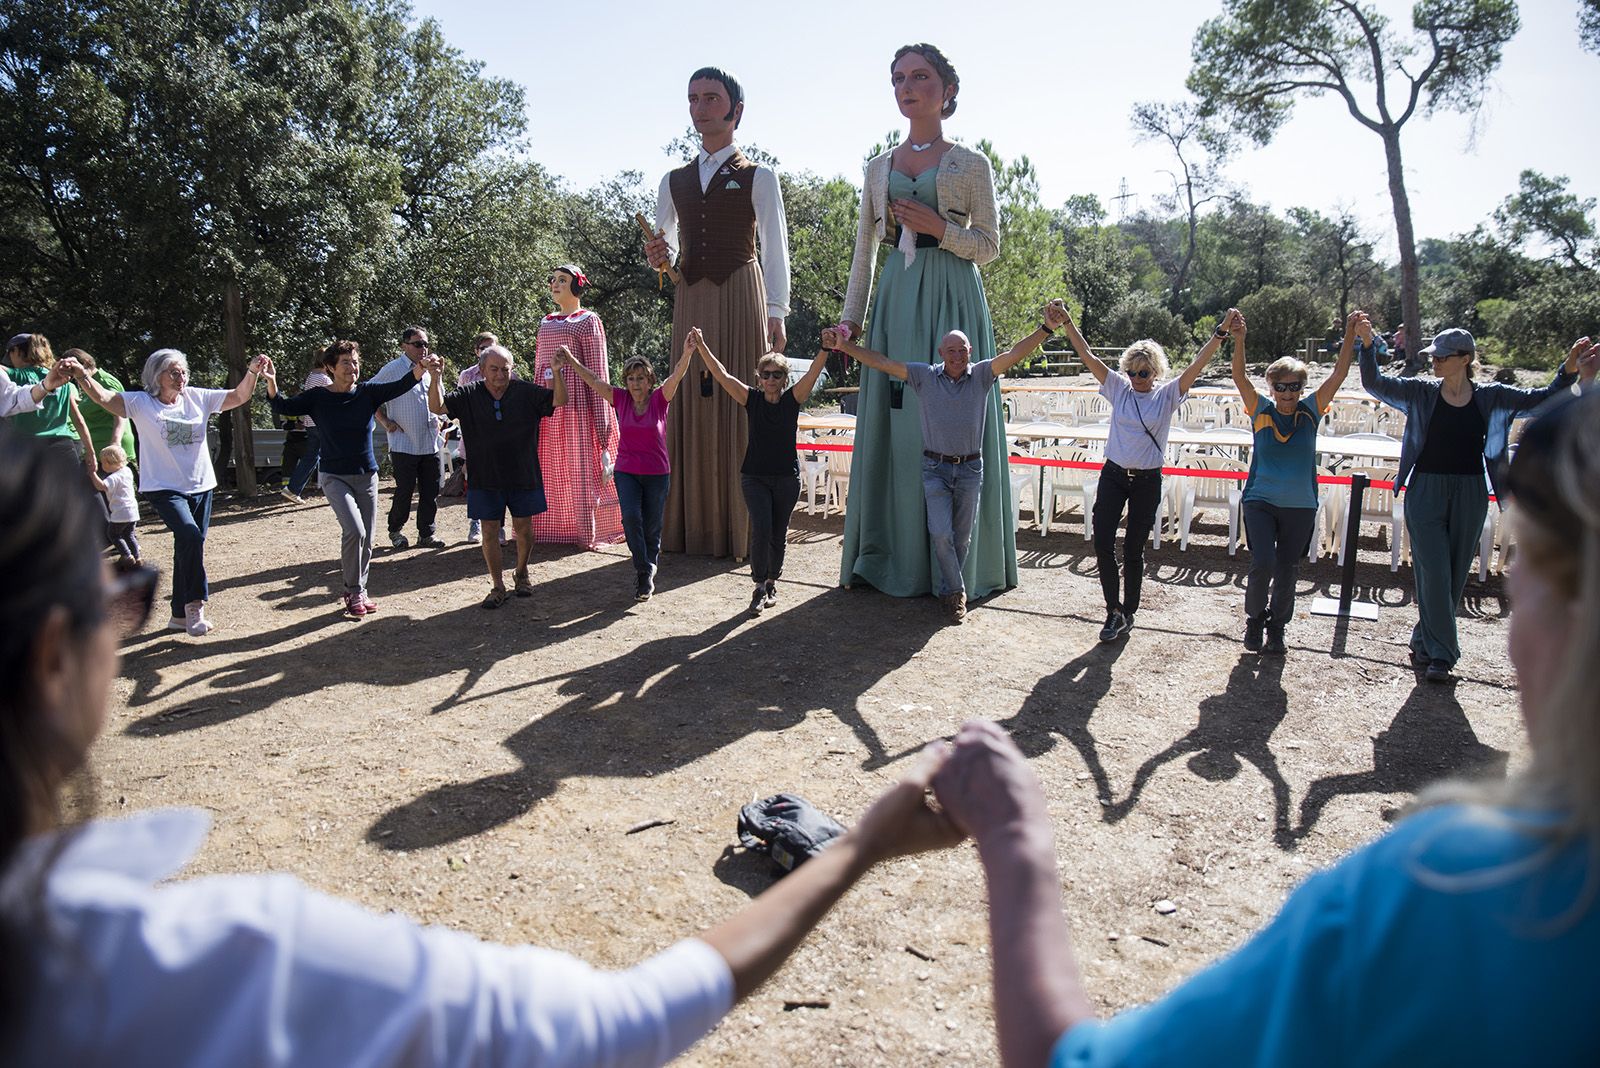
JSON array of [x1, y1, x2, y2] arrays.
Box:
[[72, 348, 267, 636], [1058, 308, 1232, 642], [1230, 312, 1355, 654]]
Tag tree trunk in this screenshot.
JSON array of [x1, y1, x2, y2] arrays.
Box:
[[223, 280, 257, 494], [1380, 128, 1422, 376]]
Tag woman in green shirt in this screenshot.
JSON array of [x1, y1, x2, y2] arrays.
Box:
[[5, 333, 94, 477]]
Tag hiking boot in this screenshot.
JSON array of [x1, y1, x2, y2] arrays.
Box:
[[1243, 614, 1265, 653], [1099, 610, 1128, 643], [1263, 625, 1287, 655]]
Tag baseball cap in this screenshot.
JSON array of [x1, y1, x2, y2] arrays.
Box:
[[1422, 327, 1475, 358]]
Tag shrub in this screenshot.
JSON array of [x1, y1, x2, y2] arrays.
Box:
[[1237, 284, 1327, 361]]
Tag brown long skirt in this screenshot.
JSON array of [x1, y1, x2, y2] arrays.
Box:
[[663, 258, 768, 557]]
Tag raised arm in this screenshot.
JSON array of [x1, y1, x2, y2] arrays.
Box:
[[217, 355, 267, 413], [823, 328, 908, 381], [1059, 309, 1110, 385], [993, 301, 1070, 378], [933, 721, 1094, 1068], [72, 364, 129, 419], [1229, 312, 1258, 411], [1178, 308, 1237, 394], [556, 348, 613, 399], [1575, 337, 1598, 393], [548, 351, 568, 409], [791, 347, 830, 405], [701, 744, 962, 1001], [426, 360, 448, 416], [67, 394, 96, 474], [660, 335, 695, 404], [689, 328, 748, 406], [1315, 311, 1361, 412]]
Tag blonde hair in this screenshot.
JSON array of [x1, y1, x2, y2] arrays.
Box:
[[99, 445, 127, 469], [756, 353, 789, 377], [1264, 357, 1308, 386], [1118, 340, 1169, 380], [1419, 391, 1600, 871]]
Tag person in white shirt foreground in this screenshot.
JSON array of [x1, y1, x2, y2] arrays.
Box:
[[0, 430, 964, 1067]]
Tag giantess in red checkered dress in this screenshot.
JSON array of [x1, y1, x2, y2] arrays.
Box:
[[530, 308, 624, 546]]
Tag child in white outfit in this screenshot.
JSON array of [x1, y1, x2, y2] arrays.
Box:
[[90, 444, 141, 561]]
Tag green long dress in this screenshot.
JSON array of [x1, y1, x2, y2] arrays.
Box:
[[839, 168, 1018, 598]]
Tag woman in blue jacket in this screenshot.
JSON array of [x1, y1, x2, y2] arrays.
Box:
[[1358, 326, 1583, 682]]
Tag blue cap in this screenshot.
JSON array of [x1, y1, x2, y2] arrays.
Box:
[[1422, 328, 1475, 358]]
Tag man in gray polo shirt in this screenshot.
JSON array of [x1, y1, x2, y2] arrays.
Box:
[[825, 300, 1069, 622]]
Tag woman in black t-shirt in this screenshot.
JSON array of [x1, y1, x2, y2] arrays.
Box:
[[690, 327, 830, 617]]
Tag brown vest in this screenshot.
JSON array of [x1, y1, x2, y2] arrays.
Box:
[[669, 150, 758, 286]]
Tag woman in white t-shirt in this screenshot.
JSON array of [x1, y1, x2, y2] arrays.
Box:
[[74, 348, 266, 636], [1058, 308, 1234, 642]]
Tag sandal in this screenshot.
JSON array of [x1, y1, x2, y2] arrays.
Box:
[[514, 572, 534, 598], [480, 588, 509, 610]]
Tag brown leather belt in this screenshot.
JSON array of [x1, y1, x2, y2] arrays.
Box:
[[924, 449, 981, 464]]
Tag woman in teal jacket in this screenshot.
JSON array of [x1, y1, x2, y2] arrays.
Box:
[[1358, 326, 1583, 681]]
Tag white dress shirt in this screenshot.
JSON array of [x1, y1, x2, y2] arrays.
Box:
[[654, 143, 790, 319], [4, 808, 735, 1067], [370, 354, 442, 455], [0, 364, 42, 418]]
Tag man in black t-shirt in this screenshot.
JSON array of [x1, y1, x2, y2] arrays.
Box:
[[427, 345, 565, 607]]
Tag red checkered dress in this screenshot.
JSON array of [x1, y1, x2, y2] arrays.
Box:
[[529, 310, 624, 547]]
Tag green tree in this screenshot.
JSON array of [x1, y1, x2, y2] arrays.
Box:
[[1190, 0, 1521, 368], [1583, 0, 1600, 54], [1130, 99, 1233, 313], [1102, 290, 1190, 352], [781, 172, 859, 367], [1238, 284, 1327, 360], [975, 141, 1069, 346], [1291, 206, 1382, 319], [1494, 169, 1597, 270]]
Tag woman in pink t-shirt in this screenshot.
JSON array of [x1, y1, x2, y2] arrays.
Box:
[[558, 336, 693, 600]]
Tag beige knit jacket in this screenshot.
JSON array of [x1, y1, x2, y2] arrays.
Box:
[[840, 142, 1001, 329]]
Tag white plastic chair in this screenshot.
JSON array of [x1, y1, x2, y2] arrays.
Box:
[[796, 437, 829, 515], [1334, 466, 1408, 571], [824, 443, 853, 515], [1310, 465, 1345, 561], [1038, 446, 1102, 540], [1172, 452, 1246, 554], [1008, 454, 1038, 532]]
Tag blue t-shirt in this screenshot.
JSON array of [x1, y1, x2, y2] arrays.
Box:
[[1052, 805, 1600, 1067], [1242, 396, 1321, 509]]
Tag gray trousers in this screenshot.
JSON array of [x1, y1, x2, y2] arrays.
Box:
[[321, 470, 378, 593]]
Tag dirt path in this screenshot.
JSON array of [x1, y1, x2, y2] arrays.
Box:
[[90, 488, 1522, 1065]]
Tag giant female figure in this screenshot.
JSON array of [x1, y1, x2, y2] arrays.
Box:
[[836, 43, 1015, 599]]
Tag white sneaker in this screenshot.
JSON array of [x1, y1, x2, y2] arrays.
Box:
[[168, 615, 186, 631], [466, 519, 481, 544], [279, 488, 306, 505], [184, 601, 213, 637]]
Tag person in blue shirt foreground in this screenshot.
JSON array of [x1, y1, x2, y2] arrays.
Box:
[[929, 386, 1600, 1067]]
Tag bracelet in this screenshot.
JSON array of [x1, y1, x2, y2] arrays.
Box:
[[1213, 328, 1229, 340], [1039, 322, 1056, 335]]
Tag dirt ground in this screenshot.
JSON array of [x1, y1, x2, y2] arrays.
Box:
[[88, 480, 1523, 1066]]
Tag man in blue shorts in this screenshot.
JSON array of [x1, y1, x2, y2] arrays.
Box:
[[427, 345, 566, 607]]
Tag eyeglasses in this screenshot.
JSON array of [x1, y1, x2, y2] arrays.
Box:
[[108, 558, 159, 636], [405, 340, 431, 350], [1271, 381, 1305, 393], [1127, 369, 1153, 379], [492, 397, 503, 421], [758, 370, 786, 380]]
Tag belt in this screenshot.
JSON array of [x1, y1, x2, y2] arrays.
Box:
[[883, 231, 940, 249], [924, 449, 981, 464]]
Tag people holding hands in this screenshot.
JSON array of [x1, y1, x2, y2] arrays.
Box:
[[689, 326, 829, 615], [1060, 306, 1233, 641], [558, 338, 694, 600]]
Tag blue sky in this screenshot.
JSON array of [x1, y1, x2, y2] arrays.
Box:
[[410, 0, 1598, 257]]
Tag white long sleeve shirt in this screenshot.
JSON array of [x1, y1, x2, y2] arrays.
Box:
[[0, 364, 42, 418], [654, 144, 790, 319], [5, 808, 735, 1067]]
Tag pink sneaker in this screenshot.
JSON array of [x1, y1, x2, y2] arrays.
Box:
[[343, 592, 368, 618], [360, 592, 378, 613]]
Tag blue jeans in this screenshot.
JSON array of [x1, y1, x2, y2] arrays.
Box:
[[145, 489, 213, 616], [921, 457, 983, 597], [616, 471, 670, 576], [287, 425, 322, 497]]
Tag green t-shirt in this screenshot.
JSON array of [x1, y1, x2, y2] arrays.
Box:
[[6, 365, 80, 439], [79, 368, 138, 463]]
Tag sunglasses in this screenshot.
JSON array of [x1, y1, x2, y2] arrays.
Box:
[[492, 397, 503, 421], [109, 558, 159, 636], [1271, 381, 1305, 393], [405, 340, 431, 350], [758, 370, 786, 380], [1127, 369, 1153, 380]]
